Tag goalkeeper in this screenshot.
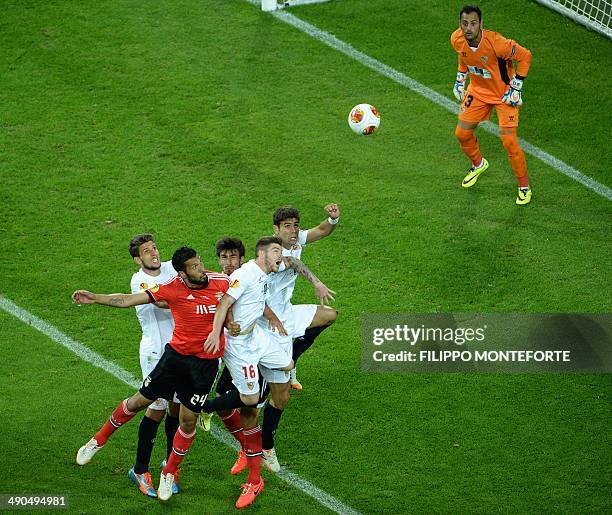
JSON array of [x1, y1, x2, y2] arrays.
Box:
[[451, 5, 533, 205]]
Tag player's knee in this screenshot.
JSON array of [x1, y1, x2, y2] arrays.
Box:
[[315, 305, 337, 326], [146, 407, 165, 422], [272, 391, 290, 410], [240, 407, 259, 427], [240, 393, 259, 406], [455, 126, 474, 144], [320, 306, 337, 325], [127, 392, 153, 412], [500, 133, 520, 156]]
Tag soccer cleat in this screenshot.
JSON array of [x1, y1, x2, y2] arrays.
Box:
[[235, 478, 265, 509], [461, 158, 489, 188], [231, 451, 247, 475], [516, 187, 532, 205], [76, 438, 102, 465], [160, 460, 180, 494], [197, 411, 213, 432], [128, 468, 157, 498], [157, 471, 175, 501], [262, 448, 281, 473], [289, 368, 302, 391]]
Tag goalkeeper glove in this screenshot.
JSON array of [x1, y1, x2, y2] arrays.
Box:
[[453, 71, 467, 102], [502, 76, 524, 107]]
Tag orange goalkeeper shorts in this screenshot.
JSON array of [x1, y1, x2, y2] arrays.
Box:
[[458, 93, 520, 128]]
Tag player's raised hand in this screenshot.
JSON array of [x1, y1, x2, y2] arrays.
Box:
[[203, 333, 220, 354], [268, 317, 288, 337], [72, 290, 96, 304], [453, 71, 467, 102], [324, 203, 340, 220], [314, 281, 336, 306], [502, 77, 523, 106]]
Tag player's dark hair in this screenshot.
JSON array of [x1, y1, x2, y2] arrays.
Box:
[[460, 5, 482, 21], [215, 237, 245, 258], [129, 233, 155, 258], [255, 236, 282, 256], [172, 246, 197, 272], [273, 206, 300, 226]]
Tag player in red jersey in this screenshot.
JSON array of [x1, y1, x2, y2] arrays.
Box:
[[451, 5, 533, 205], [73, 246, 229, 502]]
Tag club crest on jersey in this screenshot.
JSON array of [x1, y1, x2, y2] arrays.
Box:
[[215, 292, 224, 301], [246, 382, 255, 390], [480, 55, 488, 63], [230, 279, 240, 289], [140, 282, 148, 290]]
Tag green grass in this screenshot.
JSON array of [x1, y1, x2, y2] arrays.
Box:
[[1, 0, 610, 513]]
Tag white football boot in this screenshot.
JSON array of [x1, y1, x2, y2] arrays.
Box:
[[76, 438, 102, 465], [262, 448, 281, 472]]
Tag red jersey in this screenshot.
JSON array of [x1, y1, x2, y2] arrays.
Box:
[[451, 28, 532, 104], [146, 272, 229, 359]]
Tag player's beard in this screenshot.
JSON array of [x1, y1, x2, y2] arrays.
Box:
[[142, 263, 161, 271], [188, 274, 209, 287]]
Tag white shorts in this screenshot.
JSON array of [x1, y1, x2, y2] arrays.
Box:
[[223, 326, 292, 395], [256, 304, 317, 383], [283, 304, 318, 339], [140, 341, 180, 411]]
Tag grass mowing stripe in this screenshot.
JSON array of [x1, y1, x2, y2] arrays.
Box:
[[0, 295, 362, 515], [245, 0, 612, 201]]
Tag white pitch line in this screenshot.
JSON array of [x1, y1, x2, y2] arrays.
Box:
[[0, 296, 361, 515], [246, 0, 612, 201]]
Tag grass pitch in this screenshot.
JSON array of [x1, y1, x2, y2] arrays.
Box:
[[1, 0, 610, 513]]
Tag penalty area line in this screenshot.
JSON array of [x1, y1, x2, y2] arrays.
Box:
[[0, 295, 361, 515], [245, 0, 612, 201]]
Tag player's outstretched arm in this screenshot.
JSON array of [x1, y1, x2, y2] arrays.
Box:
[[203, 293, 236, 353], [283, 256, 336, 305], [71, 290, 150, 308], [305, 203, 340, 243]]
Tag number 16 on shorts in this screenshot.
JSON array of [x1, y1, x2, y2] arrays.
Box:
[[242, 364, 258, 391]]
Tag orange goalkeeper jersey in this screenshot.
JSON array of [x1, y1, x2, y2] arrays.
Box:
[[450, 28, 532, 105]]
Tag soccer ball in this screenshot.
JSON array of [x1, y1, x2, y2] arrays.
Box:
[[348, 103, 380, 135]]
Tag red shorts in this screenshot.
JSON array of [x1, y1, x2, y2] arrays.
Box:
[[458, 94, 520, 128]]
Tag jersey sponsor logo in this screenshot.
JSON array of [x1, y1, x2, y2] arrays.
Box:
[[195, 304, 217, 315], [467, 65, 492, 79], [230, 279, 240, 289]]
